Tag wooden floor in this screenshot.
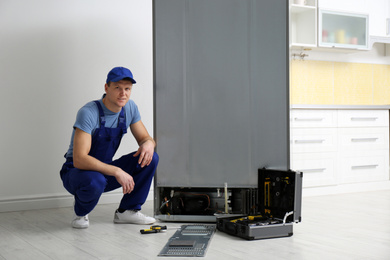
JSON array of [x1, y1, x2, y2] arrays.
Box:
[[1, 190, 390, 260]]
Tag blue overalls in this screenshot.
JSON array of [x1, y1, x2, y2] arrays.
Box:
[[60, 101, 158, 217]]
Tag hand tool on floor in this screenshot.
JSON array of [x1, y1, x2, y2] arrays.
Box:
[[140, 225, 167, 234]]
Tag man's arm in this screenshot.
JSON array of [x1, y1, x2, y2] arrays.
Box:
[[130, 120, 156, 168], [73, 128, 135, 194]]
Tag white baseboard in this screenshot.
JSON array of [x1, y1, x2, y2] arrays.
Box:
[[0, 191, 154, 213]]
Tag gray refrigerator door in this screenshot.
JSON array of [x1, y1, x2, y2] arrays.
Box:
[[154, 0, 289, 188]]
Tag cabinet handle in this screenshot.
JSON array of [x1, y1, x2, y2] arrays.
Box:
[[350, 117, 378, 121], [351, 164, 378, 170], [294, 117, 324, 122], [351, 138, 378, 142], [299, 168, 326, 173], [295, 139, 325, 144]]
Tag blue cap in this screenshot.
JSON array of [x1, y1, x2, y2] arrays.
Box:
[[106, 67, 136, 84]]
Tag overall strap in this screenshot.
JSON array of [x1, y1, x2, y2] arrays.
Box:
[[118, 108, 127, 133], [93, 100, 106, 127]]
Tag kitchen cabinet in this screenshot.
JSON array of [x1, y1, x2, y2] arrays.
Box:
[[319, 9, 369, 50], [290, 0, 317, 47], [337, 110, 389, 184], [319, 0, 390, 37], [291, 0, 390, 51], [291, 109, 338, 187], [291, 109, 389, 188]]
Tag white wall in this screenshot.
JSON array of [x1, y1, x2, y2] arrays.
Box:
[[0, 0, 153, 212]]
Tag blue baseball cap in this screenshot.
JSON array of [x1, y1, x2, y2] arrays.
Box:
[[106, 67, 136, 84]]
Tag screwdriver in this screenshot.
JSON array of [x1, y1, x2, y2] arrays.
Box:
[[140, 225, 167, 234]]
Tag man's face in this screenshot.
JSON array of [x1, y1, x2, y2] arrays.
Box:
[[105, 80, 133, 109]]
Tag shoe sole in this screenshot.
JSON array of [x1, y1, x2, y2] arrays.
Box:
[[72, 224, 89, 229], [113, 219, 155, 225]]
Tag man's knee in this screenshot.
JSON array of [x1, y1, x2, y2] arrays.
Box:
[[150, 152, 159, 168], [79, 172, 106, 197]]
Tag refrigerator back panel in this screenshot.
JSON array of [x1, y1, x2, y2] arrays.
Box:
[[153, 0, 290, 188]]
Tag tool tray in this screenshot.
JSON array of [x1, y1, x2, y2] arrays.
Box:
[[216, 168, 302, 240]]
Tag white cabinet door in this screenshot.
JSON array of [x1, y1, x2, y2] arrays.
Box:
[[366, 0, 389, 36], [319, 9, 369, 50], [319, 0, 389, 37], [291, 128, 337, 153], [337, 110, 389, 127], [338, 127, 389, 152], [291, 110, 337, 128], [292, 152, 337, 187], [338, 150, 389, 184]]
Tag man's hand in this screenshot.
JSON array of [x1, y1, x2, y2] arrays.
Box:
[[114, 168, 135, 194], [130, 121, 156, 168], [73, 128, 137, 194], [133, 139, 155, 168]]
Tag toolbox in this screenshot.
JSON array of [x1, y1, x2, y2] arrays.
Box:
[[216, 168, 302, 240]]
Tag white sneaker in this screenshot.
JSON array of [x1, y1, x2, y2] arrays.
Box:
[[72, 214, 89, 229], [114, 210, 156, 224]]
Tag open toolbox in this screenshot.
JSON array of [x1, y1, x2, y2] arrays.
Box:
[[216, 168, 302, 240]]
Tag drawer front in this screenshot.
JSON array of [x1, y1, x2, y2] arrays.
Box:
[[338, 150, 389, 184], [291, 153, 336, 187], [337, 110, 389, 127], [291, 110, 337, 128], [291, 128, 337, 153], [338, 127, 389, 152]]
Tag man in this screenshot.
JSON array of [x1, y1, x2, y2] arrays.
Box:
[[60, 66, 158, 229]]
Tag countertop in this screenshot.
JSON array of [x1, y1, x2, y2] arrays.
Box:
[[291, 104, 390, 110]]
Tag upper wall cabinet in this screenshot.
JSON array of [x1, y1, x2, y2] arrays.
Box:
[[290, 0, 390, 51], [319, 0, 390, 37], [319, 9, 369, 50], [290, 0, 317, 48]]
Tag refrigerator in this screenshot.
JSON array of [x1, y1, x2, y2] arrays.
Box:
[[153, 0, 292, 223]]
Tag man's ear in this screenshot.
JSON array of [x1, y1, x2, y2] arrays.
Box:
[[104, 83, 108, 92]]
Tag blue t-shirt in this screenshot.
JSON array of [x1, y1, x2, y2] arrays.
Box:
[[65, 98, 141, 158]]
